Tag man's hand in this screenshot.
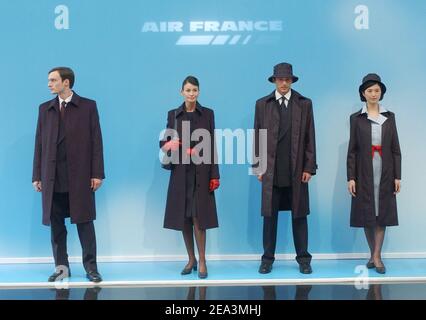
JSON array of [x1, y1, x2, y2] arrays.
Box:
[[348, 180, 356, 197], [394, 179, 401, 195], [257, 175, 262, 182], [32, 181, 42, 192], [91, 178, 103, 191], [301, 172, 312, 183]]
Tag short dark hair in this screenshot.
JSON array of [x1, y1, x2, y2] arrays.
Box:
[[48, 67, 75, 89], [360, 81, 385, 102], [182, 76, 199, 90]]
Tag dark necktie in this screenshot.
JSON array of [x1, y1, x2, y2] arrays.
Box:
[[281, 96, 287, 107], [60, 101, 66, 120]]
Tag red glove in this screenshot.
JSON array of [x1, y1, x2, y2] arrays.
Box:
[[163, 139, 181, 151], [209, 179, 220, 192], [186, 148, 198, 156]]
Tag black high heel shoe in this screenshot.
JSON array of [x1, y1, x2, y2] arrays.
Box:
[[198, 263, 208, 279], [375, 262, 386, 274], [366, 261, 375, 269], [375, 266, 386, 274], [181, 262, 197, 275]]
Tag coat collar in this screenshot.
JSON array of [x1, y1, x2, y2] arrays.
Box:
[[176, 101, 203, 117], [356, 104, 389, 116], [360, 104, 387, 114], [266, 89, 306, 103], [265, 91, 276, 102], [48, 91, 81, 110], [357, 104, 389, 125]]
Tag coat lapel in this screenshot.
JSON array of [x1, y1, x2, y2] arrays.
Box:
[[264, 92, 279, 128], [291, 93, 302, 175], [359, 113, 373, 148], [380, 113, 390, 146], [47, 97, 60, 145], [270, 99, 280, 128]]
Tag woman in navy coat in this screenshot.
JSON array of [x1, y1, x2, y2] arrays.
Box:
[[160, 76, 220, 278], [347, 74, 402, 274]]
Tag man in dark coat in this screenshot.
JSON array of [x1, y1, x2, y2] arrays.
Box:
[[253, 63, 317, 274], [32, 67, 105, 283]]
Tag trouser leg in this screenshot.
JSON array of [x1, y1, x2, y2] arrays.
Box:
[[50, 193, 70, 268], [77, 221, 97, 272]]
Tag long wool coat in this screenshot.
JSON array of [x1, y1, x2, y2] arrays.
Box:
[[32, 92, 105, 226], [253, 90, 317, 218], [160, 103, 219, 230], [347, 109, 401, 227]]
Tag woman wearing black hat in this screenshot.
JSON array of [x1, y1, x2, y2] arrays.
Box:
[[160, 76, 220, 279], [347, 74, 402, 274]]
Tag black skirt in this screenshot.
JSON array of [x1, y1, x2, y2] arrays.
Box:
[[185, 163, 197, 218]]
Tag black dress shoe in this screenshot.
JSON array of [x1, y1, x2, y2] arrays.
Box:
[[258, 262, 272, 274], [86, 270, 102, 283], [366, 261, 375, 269], [48, 269, 71, 282], [299, 263, 312, 274], [181, 262, 197, 275]]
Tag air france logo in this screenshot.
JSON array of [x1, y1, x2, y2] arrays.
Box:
[[141, 20, 283, 45]]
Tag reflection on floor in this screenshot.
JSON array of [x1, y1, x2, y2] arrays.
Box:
[[1, 283, 426, 300]]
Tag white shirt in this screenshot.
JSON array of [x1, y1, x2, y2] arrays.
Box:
[[275, 90, 291, 108], [58, 92, 73, 109], [361, 104, 388, 125]]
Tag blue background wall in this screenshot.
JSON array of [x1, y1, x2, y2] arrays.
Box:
[[0, 0, 425, 259]]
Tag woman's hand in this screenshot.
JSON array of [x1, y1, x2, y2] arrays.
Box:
[[163, 139, 181, 152], [348, 179, 356, 197], [394, 179, 401, 195], [209, 179, 220, 192]]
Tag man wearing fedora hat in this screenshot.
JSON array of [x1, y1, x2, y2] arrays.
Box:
[[252, 62, 317, 274]]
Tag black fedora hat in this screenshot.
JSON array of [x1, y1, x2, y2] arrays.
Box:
[[268, 62, 299, 83], [359, 73, 387, 102]]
